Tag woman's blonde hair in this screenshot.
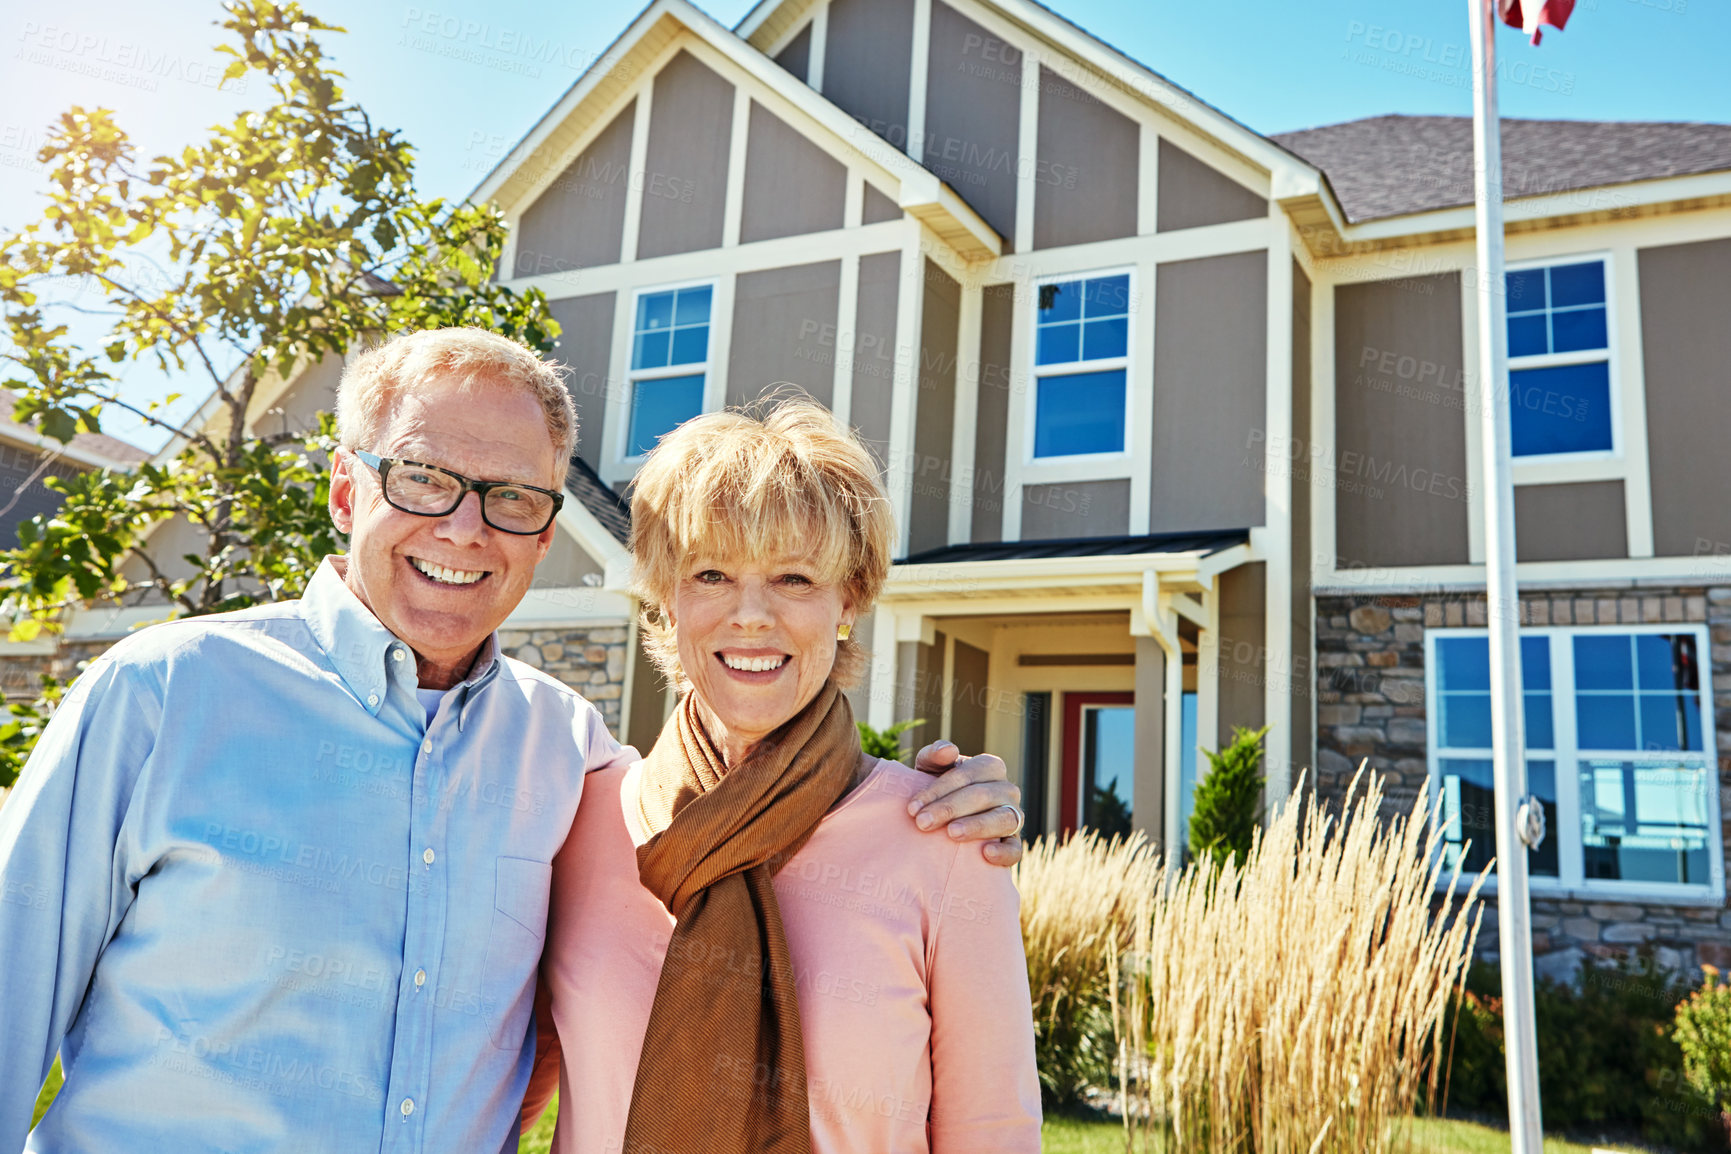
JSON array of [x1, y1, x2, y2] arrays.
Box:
[[629, 394, 896, 689], [336, 327, 577, 480]]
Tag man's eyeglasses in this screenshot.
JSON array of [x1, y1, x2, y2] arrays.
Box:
[[351, 450, 564, 536]]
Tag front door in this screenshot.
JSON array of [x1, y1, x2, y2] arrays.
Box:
[[1059, 692, 1135, 836]]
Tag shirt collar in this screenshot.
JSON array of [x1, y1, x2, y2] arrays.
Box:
[[301, 556, 502, 721]]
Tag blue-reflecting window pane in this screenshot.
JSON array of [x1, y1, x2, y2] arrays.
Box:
[[1440, 694, 1492, 748], [1580, 759, 1711, 885], [1520, 636, 1551, 689], [1508, 314, 1549, 357], [1526, 693, 1554, 749], [632, 330, 670, 371], [1635, 634, 1699, 692], [1036, 322, 1081, 366], [1038, 282, 1082, 323], [1575, 635, 1633, 690], [1551, 307, 1607, 353], [669, 325, 709, 366], [1084, 275, 1131, 317], [1639, 694, 1698, 752], [674, 285, 712, 326], [1549, 261, 1605, 308], [637, 291, 675, 332], [1506, 268, 1548, 311], [1439, 757, 1558, 877], [628, 374, 705, 457], [1034, 369, 1125, 457], [1082, 317, 1128, 361], [1437, 637, 1490, 691], [1577, 693, 1637, 749], [1509, 362, 1613, 456]]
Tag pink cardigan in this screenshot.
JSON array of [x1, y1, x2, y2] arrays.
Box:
[[523, 756, 1042, 1153]]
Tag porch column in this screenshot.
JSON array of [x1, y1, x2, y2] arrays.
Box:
[[1132, 637, 1167, 849]]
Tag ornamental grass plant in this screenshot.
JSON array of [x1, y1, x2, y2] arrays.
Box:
[[1015, 828, 1164, 1109], [1112, 769, 1487, 1154]]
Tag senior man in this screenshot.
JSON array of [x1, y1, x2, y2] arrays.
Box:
[[0, 328, 1024, 1153]]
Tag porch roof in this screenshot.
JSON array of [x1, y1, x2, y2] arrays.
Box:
[[899, 529, 1249, 567]]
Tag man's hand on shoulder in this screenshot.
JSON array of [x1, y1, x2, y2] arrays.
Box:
[[908, 741, 1024, 868]]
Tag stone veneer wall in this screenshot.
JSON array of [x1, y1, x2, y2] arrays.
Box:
[[0, 627, 632, 737], [1314, 585, 1731, 982], [496, 625, 631, 735]]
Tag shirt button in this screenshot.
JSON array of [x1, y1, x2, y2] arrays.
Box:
[[422, 739, 432, 754], [414, 968, 426, 988], [366, 693, 379, 707], [392, 647, 406, 662], [423, 847, 435, 865], [400, 1098, 415, 1117]]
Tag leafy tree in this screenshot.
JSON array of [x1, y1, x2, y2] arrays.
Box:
[[1187, 724, 1269, 869], [0, 0, 560, 783]]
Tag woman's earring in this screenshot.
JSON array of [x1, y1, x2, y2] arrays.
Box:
[[837, 623, 852, 642]]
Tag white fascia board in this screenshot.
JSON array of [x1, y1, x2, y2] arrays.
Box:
[[882, 547, 1241, 599], [504, 585, 634, 628], [471, 0, 1001, 261], [984, 0, 1318, 191], [734, 0, 785, 40], [468, 0, 667, 207], [1336, 170, 1731, 249], [553, 498, 632, 591]]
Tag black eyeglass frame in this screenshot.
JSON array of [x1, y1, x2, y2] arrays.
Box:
[[350, 449, 565, 536]]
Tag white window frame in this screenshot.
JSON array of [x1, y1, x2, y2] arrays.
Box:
[[1022, 265, 1137, 474], [1425, 623, 1723, 904], [1503, 251, 1620, 468], [620, 277, 719, 464]]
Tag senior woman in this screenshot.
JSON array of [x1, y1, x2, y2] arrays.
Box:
[[523, 398, 1041, 1152]]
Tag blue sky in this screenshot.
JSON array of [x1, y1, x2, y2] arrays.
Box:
[[3, 0, 1725, 448]]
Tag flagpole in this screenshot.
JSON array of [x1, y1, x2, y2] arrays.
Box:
[[1468, 0, 1544, 1147]]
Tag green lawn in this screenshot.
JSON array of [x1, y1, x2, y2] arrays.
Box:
[[30, 1071, 1652, 1154]]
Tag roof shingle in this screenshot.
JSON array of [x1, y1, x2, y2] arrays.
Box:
[[1271, 115, 1731, 224]]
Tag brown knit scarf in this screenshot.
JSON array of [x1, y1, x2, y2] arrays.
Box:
[[623, 680, 861, 1154]]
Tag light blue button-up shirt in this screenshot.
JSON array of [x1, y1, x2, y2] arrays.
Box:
[[0, 558, 628, 1153]]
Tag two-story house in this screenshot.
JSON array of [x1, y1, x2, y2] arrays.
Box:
[[48, 0, 1731, 974]]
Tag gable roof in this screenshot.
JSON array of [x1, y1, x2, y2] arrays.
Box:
[[736, 0, 1325, 205], [1273, 115, 1731, 224], [471, 0, 1001, 259], [565, 454, 631, 545]]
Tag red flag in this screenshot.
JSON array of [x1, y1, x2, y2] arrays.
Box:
[[1499, 0, 1575, 44]]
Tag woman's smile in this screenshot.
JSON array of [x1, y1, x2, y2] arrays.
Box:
[[717, 649, 791, 677]]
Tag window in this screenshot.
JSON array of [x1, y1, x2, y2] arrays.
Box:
[[627, 284, 713, 458], [1504, 259, 1613, 458], [1427, 626, 1717, 898], [1032, 272, 1131, 459]]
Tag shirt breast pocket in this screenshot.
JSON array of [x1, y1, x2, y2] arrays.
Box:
[[484, 855, 552, 1051]]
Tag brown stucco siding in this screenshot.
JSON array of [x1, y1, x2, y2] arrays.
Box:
[[908, 260, 960, 556], [739, 101, 847, 244], [546, 292, 617, 472], [1151, 251, 1268, 534], [1156, 139, 1266, 232], [923, 0, 1020, 246], [516, 103, 633, 279], [1332, 274, 1471, 569], [1514, 481, 1628, 562], [1032, 65, 1139, 250], [636, 51, 733, 261], [727, 261, 843, 409], [1640, 237, 1731, 559]]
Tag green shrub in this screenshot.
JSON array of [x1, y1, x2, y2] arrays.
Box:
[[1675, 965, 1731, 1122], [1440, 957, 1723, 1149], [856, 718, 925, 760], [1187, 725, 1268, 869]]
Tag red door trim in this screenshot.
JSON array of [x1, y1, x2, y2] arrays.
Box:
[[1059, 691, 1135, 834]]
